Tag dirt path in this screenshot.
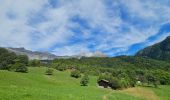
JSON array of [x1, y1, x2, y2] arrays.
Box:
[[121, 87, 159, 100]]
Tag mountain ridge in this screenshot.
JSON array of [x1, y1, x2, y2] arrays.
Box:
[[5, 47, 107, 60], [136, 36, 170, 62], [6, 47, 57, 60]]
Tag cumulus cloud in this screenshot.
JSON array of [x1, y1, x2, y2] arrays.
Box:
[[0, 0, 170, 56]]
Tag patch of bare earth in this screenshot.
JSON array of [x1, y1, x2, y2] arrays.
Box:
[[121, 87, 159, 100]]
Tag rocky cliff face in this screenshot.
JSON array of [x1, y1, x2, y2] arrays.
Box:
[[136, 36, 170, 62], [6, 47, 57, 60]]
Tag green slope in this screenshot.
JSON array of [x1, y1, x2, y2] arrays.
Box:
[[1, 67, 169, 100], [0, 67, 144, 100]]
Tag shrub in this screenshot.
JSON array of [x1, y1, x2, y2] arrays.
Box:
[[153, 70, 170, 85], [16, 55, 29, 65], [15, 66, 28, 73], [46, 68, 54, 75], [109, 77, 121, 90], [71, 70, 81, 78], [80, 74, 89, 86], [29, 60, 41, 67], [56, 66, 67, 71], [120, 78, 129, 88], [97, 73, 112, 82]]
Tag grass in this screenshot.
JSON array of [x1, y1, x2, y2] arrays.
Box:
[[150, 85, 170, 100], [122, 87, 159, 100], [0, 67, 169, 100]]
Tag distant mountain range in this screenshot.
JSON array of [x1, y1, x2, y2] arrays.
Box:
[[6, 47, 58, 60], [5, 36, 170, 61], [136, 36, 170, 62], [5, 47, 107, 60]]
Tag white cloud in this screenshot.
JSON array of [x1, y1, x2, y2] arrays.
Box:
[[51, 43, 91, 56], [0, 0, 170, 56]]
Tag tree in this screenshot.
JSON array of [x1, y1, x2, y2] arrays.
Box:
[[56, 66, 67, 71], [16, 55, 29, 65], [120, 78, 129, 88], [45, 68, 54, 75], [80, 74, 89, 86], [153, 70, 170, 85], [146, 72, 158, 88], [0, 48, 17, 70], [109, 77, 121, 90], [14, 63, 28, 73], [70, 70, 81, 78], [29, 60, 41, 67]]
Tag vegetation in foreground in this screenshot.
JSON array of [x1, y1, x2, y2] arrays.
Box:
[[0, 67, 169, 100]]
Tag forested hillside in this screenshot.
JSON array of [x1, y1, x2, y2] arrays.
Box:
[[0, 48, 28, 72], [52, 56, 170, 71], [136, 36, 170, 62]]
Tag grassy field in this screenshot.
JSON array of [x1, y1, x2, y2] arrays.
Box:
[[0, 67, 169, 100]]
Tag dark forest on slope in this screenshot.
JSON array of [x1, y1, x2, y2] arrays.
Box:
[[136, 36, 170, 62]]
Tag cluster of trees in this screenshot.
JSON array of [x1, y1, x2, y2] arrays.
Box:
[[0, 48, 28, 73], [52, 56, 170, 73], [97, 69, 170, 89], [51, 57, 170, 89]]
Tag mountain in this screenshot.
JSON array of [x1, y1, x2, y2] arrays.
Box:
[[5, 47, 107, 60], [6, 47, 57, 60], [136, 36, 170, 62], [91, 51, 107, 57], [75, 51, 107, 58]]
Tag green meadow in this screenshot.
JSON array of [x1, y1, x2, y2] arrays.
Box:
[[0, 67, 169, 100]]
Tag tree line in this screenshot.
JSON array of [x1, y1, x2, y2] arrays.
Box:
[[51, 57, 170, 89], [0, 48, 28, 73]]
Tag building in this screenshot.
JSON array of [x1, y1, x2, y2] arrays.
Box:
[[98, 79, 110, 88]]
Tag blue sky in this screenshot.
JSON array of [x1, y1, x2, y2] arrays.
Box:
[[0, 0, 170, 56]]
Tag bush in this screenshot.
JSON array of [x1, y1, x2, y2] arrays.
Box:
[[153, 70, 170, 85], [97, 73, 112, 82], [80, 74, 89, 86], [120, 78, 129, 88], [71, 70, 81, 78], [109, 77, 121, 90], [46, 68, 54, 75], [29, 60, 41, 67], [56, 66, 67, 71], [15, 66, 28, 73], [16, 55, 29, 65]]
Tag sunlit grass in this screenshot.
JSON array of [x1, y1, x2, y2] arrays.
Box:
[[0, 67, 168, 100]]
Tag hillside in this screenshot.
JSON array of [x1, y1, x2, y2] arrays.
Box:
[[0, 67, 169, 100], [52, 56, 170, 71], [136, 36, 170, 62]]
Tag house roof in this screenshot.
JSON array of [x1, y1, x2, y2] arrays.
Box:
[[99, 79, 109, 83]]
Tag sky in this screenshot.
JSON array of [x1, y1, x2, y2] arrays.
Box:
[[0, 0, 170, 56]]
